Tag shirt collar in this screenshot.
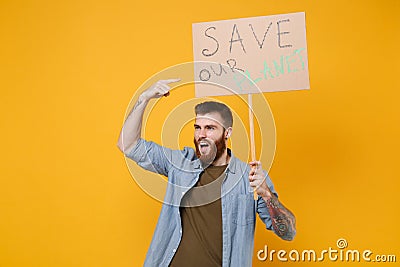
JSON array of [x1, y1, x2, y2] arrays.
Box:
[[226, 148, 237, 174]]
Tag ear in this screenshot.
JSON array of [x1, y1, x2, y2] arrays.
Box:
[[225, 127, 233, 139]]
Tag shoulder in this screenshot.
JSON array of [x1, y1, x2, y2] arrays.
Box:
[[229, 151, 251, 175]]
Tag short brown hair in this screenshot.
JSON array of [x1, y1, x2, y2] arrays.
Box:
[[194, 101, 233, 128]]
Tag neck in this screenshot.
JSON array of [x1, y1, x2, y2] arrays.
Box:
[[212, 149, 230, 166]]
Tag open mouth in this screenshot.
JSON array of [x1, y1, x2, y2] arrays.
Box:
[[199, 140, 210, 153], [199, 141, 209, 148]]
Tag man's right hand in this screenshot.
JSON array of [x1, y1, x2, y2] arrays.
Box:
[[141, 78, 181, 100]]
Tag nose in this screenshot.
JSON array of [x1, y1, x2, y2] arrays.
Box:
[[198, 128, 206, 139]]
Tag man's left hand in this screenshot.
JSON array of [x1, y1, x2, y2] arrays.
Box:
[[249, 161, 272, 198]]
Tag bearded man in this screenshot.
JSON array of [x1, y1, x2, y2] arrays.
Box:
[[117, 79, 296, 267]]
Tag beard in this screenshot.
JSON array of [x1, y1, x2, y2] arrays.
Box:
[[194, 133, 226, 167]]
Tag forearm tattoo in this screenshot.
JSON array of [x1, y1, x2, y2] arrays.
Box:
[[265, 197, 296, 240]]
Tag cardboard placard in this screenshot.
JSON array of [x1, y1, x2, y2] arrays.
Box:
[[192, 12, 310, 96]]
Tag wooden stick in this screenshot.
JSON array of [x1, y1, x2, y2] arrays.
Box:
[[248, 94, 258, 200]]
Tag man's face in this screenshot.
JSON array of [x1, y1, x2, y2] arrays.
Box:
[[193, 112, 227, 165]]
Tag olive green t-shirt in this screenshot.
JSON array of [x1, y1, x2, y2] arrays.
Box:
[[169, 164, 227, 267]]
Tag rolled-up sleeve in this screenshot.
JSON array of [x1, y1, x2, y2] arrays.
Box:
[[256, 172, 278, 230], [125, 138, 173, 177]]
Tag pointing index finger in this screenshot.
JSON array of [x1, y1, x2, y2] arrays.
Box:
[[160, 78, 181, 84]]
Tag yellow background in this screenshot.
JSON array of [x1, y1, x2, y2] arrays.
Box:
[[1, 0, 399, 266]]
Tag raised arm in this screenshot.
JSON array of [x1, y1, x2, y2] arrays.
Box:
[[249, 161, 296, 241], [117, 79, 180, 154]]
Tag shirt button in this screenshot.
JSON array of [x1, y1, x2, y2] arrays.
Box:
[[181, 192, 185, 195], [173, 249, 176, 253], [180, 229, 182, 234]]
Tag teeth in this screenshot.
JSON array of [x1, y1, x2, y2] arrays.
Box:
[[199, 141, 209, 147]]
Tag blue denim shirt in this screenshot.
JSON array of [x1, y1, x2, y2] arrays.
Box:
[[126, 138, 278, 267]]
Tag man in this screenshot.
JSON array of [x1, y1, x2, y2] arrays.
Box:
[[117, 79, 296, 266]]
